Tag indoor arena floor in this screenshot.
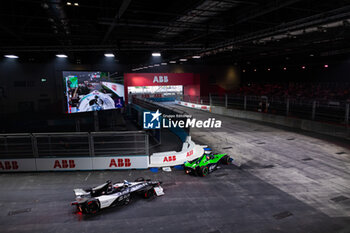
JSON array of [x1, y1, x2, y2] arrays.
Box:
[[0, 105, 350, 233]]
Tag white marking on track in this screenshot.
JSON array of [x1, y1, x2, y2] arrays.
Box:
[[85, 172, 91, 181]]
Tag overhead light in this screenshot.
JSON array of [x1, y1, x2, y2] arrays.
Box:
[[302, 66, 306, 69], [192, 55, 201, 59], [74, 2, 79, 6], [56, 54, 67, 58], [242, 69, 246, 73], [104, 53, 115, 57], [254, 69, 257, 72], [152, 52, 161, 57], [310, 54, 314, 57], [154, 64, 160, 66], [169, 61, 176, 64], [283, 67, 287, 70], [179, 58, 187, 62], [161, 63, 167, 65], [324, 64, 329, 68], [66, 2, 72, 5], [4, 55, 18, 59]]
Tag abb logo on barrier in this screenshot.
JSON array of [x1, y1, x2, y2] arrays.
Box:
[[141, 94, 162, 98], [109, 159, 131, 167], [54, 160, 76, 168], [186, 150, 193, 157], [153, 76, 168, 83], [163, 156, 176, 162], [0, 161, 19, 170]]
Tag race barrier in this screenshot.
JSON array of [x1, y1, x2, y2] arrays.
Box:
[[149, 136, 204, 167], [176, 100, 211, 111], [0, 156, 149, 172], [0, 133, 206, 171]]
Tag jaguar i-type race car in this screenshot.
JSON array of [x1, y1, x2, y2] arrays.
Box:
[[71, 178, 164, 214], [184, 148, 231, 176]]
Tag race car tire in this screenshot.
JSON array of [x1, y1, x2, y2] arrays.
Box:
[[135, 177, 145, 182], [85, 200, 99, 214], [221, 155, 231, 165], [124, 196, 130, 205], [201, 166, 209, 177], [144, 188, 155, 199]]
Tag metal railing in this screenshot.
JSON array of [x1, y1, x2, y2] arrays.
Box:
[[179, 94, 350, 126], [0, 131, 149, 159]]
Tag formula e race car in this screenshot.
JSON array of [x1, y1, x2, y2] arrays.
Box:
[[184, 148, 231, 176], [71, 178, 164, 214]]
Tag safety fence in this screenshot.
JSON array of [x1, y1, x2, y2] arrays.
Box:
[[0, 131, 149, 159], [180, 95, 349, 126], [0, 131, 149, 172]]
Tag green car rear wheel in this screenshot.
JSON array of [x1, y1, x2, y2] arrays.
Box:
[[222, 155, 231, 165], [201, 166, 209, 176]]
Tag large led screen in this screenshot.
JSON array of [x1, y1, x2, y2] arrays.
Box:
[[63, 71, 124, 113]]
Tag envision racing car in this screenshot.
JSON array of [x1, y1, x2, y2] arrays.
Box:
[[71, 178, 164, 214], [184, 148, 231, 176]]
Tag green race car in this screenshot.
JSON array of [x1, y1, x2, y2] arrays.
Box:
[[184, 148, 231, 176]]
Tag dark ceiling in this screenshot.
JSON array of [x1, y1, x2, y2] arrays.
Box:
[[0, 0, 350, 67]]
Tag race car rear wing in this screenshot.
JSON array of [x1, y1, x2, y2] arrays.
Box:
[[74, 188, 90, 196]]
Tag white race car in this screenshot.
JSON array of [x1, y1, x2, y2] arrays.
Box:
[[71, 178, 164, 214]]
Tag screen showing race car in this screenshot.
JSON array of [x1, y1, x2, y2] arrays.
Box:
[[63, 71, 124, 114]]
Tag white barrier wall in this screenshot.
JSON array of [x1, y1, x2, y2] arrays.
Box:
[[149, 136, 204, 167], [0, 138, 205, 171], [0, 159, 36, 172], [36, 158, 93, 171], [92, 156, 148, 170], [0, 156, 148, 172], [176, 100, 211, 111]]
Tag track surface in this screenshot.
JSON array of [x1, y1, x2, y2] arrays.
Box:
[[1, 168, 349, 233], [173, 104, 350, 217], [1, 104, 350, 233]]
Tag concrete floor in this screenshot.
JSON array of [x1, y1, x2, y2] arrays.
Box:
[[1, 168, 349, 233], [1, 104, 350, 233], [178, 105, 350, 224]]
